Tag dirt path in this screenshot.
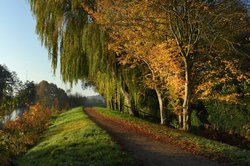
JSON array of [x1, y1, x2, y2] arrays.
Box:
[[84, 108, 219, 166]]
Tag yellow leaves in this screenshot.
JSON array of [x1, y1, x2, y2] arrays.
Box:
[[217, 93, 239, 103], [138, 40, 186, 101], [222, 60, 239, 76], [82, 0, 248, 111], [195, 59, 246, 104], [198, 93, 240, 104], [237, 74, 247, 81], [195, 81, 213, 97]]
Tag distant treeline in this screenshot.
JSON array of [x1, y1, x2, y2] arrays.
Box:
[[0, 64, 85, 117], [83, 95, 105, 107]]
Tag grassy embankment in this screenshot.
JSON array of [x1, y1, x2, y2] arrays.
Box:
[[16, 107, 137, 166], [94, 107, 250, 165]]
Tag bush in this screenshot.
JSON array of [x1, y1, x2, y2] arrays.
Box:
[[0, 104, 55, 166], [191, 110, 203, 131], [205, 101, 250, 139]]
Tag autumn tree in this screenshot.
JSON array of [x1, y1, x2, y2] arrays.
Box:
[[36, 81, 68, 110], [160, 0, 249, 130], [83, 0, 249, 130], [82, 0, 181, 124]]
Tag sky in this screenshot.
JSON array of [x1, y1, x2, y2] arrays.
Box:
[[0, 0, 98, 96]]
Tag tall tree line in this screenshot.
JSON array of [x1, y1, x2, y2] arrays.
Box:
[[28, 0, 249, 135]]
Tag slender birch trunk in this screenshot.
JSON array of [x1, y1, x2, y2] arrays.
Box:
[[155, 88, 166, 125], [182, 59, 191, 130]]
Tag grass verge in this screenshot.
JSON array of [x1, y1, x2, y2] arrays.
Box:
[[94, 107, 250, 165], [15, 107, 137, 166]]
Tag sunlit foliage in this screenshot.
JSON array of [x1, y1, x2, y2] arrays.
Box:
[[29, 0, 250, 135]]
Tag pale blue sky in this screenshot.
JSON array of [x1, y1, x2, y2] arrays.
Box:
[[0, 0, 97, 96]]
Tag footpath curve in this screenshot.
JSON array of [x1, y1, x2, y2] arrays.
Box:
[[84, 108, 219, 166]]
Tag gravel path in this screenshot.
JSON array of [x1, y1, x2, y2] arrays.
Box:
[[84, 108, 219, 166]]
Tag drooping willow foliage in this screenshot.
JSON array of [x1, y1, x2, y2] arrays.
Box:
[[29, 0, 149, 116], [29, 0, 89, 82]]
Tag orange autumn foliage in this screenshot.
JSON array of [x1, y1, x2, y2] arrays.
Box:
[[0, 104, 55, 165], [82, 0, 249, 129]]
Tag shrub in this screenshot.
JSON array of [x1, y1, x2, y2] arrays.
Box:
[[191, 110, 203, 131], [205, 101, 250, 140], [0, 104, 55, 166]]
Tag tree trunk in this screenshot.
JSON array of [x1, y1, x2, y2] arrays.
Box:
[[120, 87, 137, 116], [182, 59, 191, 131], [119, 95, 123, 112], [115, 90, 119, 110], [155, 88, 166, 125], [111, 97, 115, 110], [178, 113, 182, 127], [107, 99, 112, 109]]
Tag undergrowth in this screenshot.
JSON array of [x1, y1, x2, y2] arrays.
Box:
[[0, 104, 55, 165]]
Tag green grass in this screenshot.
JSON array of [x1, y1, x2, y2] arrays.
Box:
[[15, 107, 137, 166], [95, 107, 250, 165]]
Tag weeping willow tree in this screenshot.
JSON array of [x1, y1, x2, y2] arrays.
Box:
[[83, 23, 145, 116], [29, 0, 148, 117], [29, 0, 90, 83]]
